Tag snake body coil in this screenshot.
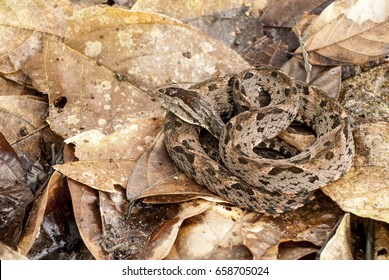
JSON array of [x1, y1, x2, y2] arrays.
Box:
[[158, 66, 354, 214]]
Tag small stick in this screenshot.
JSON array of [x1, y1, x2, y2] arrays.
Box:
[[365, 218, 375, 260]]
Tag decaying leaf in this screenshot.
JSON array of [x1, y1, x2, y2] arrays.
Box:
[[91, 185, 212, 260], [145, 199, 214, 259], [0, 95, 48, 158], [323, 123, 389, 223], [0, 75, 32, 96], [282, 58, 342, 98], [25, 170, 89, 260], [126, 132, 219, 203], [320, 213, 353, 260], [131, 0, 266, 19], [0, 140, 34, 249], [323, 167, 389, 223], [260, 0, 327, 28], [298, 0, 389, 65], [339, 66, 389, 123], [0, 0, 70, 75], [185, 6, 263, 53], [67, 178, 108, 260], [55, 159, 135, 193], [65, 118, 164, 161], [55, 118, 163, 192], [0, 243, 29, 260], [374, 222, 389, 260], [24, 7, 249, 139], [17, 170, 50, 255], [242, 36, 289, 67], [165, 204, 249, 260], [241, 192, 343, 260]]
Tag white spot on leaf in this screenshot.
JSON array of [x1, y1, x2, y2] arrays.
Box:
[[98, 118, 107, 126], [84, 41, 102, 57]]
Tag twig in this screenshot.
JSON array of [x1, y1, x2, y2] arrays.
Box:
[[365, 218, 375, 260], [292, 15, 312, 83]]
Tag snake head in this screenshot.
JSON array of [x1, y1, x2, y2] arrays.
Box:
[[157, 87, 224, 139]]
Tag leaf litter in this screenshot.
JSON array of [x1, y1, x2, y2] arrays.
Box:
[[0, 0, 388, 260]]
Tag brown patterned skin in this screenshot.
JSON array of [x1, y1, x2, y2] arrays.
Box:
[[158, 66, 354, 214]]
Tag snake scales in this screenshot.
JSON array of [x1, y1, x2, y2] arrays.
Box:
[[157, 66, 354, 214]]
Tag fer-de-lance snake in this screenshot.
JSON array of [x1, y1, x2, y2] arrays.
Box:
[[157, 66, 354, 214]]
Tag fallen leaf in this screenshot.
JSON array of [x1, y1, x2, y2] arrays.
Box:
[[260, 0, 327, 27], [339, 66, 389, 123], [68, 178, 107, 260], [17, 170, 50, 255], [25, 36, 164, 138], [131, 0, 265, 19], [0, 95, 48, 158], [164, 203, 249, 260], [323, 167, 389, 223], [322, 123, 389, 223], [320, 213, 353, 260], [55, 160, 134, 193], [241, 192, 343, 260], [24, 7, 249, 139], [374, 221, 389, 260], [126, 132, 218, 203], [65, 118, 164, 161], [0, 0, 70, 75], [242, 36, 289, 67], [146, 199, 214, 259], [0, 143, 34, 249], [0, 75, 32, 96], [65, 6, 250, 91], [299, 0, 389, 65], [282, 58, 342, 98], [25, 170, 89, 260], [0, 243, 29, 260], [184, 7, 263, 53], [56, 118, 163, 192]]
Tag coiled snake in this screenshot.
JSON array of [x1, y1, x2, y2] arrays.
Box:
[[158, 66, 354, 214]]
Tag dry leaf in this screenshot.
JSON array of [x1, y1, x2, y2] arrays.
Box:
[[165, 204, 249, 260], [186, 7, 263, 53], [68, 178, 108, 260], [0, 145, 34, 249], [55, 160, 134, 193], [146, 200, 214, 260], [0, 0, 70, 75], [131, 0, 266, 19], [375, 222, 389, 260], [0, 243, 29, 260], [282, 58, 342, 98], [24, 7, 249, 139], [65, 118, 164, 161], [339, 66, 389, 123], [126, 132, 218, 203], [126, 131, 176, 200], [99, 194, 212, 259], [0, 75, 32, 96], [323, 123, 389, 223], [17, 171, 50, 255], [299, 0, 389, 65], [242, 192, 342, 260], [25, 35, 164, 138], [260, 0, 326, 27], [0, 95, 48, 157], [320, 213, 353, 259], [65, 7, 249, 91], [242, 36, 289, 67], [323, 167, 389, 223], [55, 118, 163, 192]]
